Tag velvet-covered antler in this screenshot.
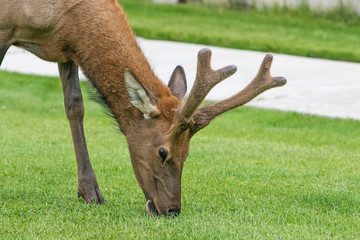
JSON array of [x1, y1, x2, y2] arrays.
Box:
[[178, 48, 286, 134], [178, 48, 237, 123]]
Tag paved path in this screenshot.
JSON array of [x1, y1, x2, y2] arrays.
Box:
[[2, 38, 360, 120]]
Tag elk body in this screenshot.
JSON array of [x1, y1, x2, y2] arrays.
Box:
[[0, 0, 286, 216]]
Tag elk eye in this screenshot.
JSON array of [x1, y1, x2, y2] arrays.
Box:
[[158, 147, 168, 163]]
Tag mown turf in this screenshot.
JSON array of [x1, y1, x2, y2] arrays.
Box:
[[118, 0, 360, 63], [0, 71, 359, 239]]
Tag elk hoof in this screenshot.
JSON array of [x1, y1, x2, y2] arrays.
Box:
[[78, 185, 105, 205]]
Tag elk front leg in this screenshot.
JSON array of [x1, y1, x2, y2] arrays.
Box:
[[0, 29, 12, 66], [58, 61, 104, 204], [0, 47, 8, 66], [0, 41, 10, 66]]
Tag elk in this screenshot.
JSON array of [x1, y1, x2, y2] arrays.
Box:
[[0, 0, 286, 216]]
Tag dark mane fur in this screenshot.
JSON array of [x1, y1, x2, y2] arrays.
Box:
[[83, 78, 124, 134]]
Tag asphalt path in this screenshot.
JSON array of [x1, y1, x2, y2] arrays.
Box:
[[2, 38, 360, 120]]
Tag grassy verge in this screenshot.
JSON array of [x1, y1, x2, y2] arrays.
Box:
[[1, 71, 360, 239], [118, 0, 360, 62]]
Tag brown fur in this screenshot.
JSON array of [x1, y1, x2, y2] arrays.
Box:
[[0, 0, 286, 216]]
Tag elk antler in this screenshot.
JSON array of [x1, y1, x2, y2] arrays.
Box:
[[179, 48, 286, 134], [178, 48, 237, 123]]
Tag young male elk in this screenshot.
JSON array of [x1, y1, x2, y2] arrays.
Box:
[[0, 0, 286, 216]]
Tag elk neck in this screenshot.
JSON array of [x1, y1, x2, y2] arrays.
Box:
[[64, 2, 181, 134]]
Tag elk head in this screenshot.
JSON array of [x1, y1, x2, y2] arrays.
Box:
[[124, 48, 286, 217]]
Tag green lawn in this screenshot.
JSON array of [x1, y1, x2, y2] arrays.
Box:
[[1, 71, 359, 239], [119, 0, 360, 62]]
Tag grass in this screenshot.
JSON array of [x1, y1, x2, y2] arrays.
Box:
[[118, 0, 360, 62], [1, 71, 360, 239]]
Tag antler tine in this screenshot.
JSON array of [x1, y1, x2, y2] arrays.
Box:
[[191, 53, 286, 132], [178, 48, 237, 123]]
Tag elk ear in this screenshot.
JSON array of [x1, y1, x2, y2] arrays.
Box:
[[125, 69, 159, 119], [168, 65, 187, 102]]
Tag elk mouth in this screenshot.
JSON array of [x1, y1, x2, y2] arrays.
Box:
[[146, 200, 180, 217], [146, 200, 159, 216]]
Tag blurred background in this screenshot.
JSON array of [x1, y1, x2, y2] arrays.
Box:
[[154, 0, 360, 15], [119, 0, 360, 62]]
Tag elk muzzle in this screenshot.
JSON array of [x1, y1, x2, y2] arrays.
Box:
[[146, 199, 181, 217]]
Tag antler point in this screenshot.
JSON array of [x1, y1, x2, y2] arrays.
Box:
[[198, 48, 212, 58], [200, 48, 211, 52], [273, 76, 287, 86], [265, 53, 274, 61]]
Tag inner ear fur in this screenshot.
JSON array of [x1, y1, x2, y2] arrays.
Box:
[[124, 69, 159, 119]]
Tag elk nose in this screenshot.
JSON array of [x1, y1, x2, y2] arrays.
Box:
[[168, 207, 181, 217]]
